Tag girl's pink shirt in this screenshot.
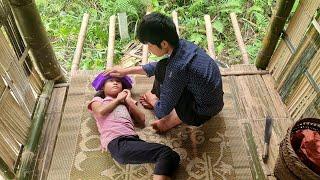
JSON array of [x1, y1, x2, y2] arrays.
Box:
[[88, 96, 137, 150]]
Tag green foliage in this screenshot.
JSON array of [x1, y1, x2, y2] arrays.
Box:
[[36, 0, 148, 71], [37, 0, 274, 70]]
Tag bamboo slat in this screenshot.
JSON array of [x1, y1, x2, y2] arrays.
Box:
[[71, 13, 90, 76], [0, 129, 16, 172], [230, 13, 249, 64], [172, 11, 180, 36], [0, 87, 30, 144], [204, 14, 216, 59], [106, 15, 116, 69], [0, 30, 36, 116], [269, 0, 320, 78], [33, 87, 67, 180]]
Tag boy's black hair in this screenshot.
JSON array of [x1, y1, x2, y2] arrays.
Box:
[[137, 12, 179, 48]]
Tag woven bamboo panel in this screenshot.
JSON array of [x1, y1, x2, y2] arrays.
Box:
[[0, 87, 30, 172], [0, 30, 36, 117], [285, 49, 320, 121], [0, 88, 30, 144], [268, 0, 320, 81]]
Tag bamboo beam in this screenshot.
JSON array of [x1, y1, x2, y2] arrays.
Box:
[[204, 14, 216, 59], [230, 12, 249, 64], [255, 0, 295, 69], [0, 156, 15, 179], [17, 81, 54, 180], [71, 13, 90, 76], [172, 11, 180, 36], [8, 0, 66, 82], [221, 70, 269, 76], [106, 15, 116, 69]]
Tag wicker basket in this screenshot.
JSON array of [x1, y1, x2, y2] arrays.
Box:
[[274, 118, 320, 180]]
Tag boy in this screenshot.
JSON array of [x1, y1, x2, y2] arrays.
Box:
[[106, 12, 224, 133]]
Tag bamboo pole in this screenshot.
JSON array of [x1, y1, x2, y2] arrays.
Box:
[[8, 0, 65, 82], [106, 15, 116, 69], [204, 14, 216, 59], [255, 0, 295, 69], [230, 12, 249, 64], [172, 10, 180, 36], [71, 13, 90, 76], [17, 81, 54, 180], [0, 156, 15, 179]]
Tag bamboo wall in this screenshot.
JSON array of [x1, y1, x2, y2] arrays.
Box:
[[268, 0, 320, 122], [0, 0, 44, 172]]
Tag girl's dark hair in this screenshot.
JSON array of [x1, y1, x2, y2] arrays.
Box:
[[137, 12, 179, 48], [94, 90, 105, 98]]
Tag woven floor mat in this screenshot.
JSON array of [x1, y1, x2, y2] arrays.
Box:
[[48, 70, 255, 180]]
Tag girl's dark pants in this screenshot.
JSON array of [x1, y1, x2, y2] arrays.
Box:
[[108, 135, 180, 176]]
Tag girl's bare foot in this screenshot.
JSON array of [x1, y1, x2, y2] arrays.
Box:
[[151, 110, 182, 133]]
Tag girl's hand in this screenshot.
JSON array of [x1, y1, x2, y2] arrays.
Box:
[[116, 91, 127, 103], [123, 89, 136, 105]]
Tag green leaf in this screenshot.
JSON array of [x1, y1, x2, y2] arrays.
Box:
[[213, 20, 224, 34], [216, 42, 225, 54]]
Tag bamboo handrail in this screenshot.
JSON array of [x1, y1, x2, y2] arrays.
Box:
[[204, 14, 216, 59], [106, 15, 116, 69], [230, 12, 249, 64], [17, 81, 54, 179], [255, 0, 295, 69], [71, 13, 90, 76], [8, 0, 66, 82]]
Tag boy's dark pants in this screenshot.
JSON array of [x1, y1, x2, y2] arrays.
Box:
[[108, 135, 180, 176], [151, 58, 211, 126]]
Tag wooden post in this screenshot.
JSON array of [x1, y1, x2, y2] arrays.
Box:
[[17, 81, 54, 180], [118, 12, 129, 40], [172, 11, 180, 36], [255, 0, 295, 69], [71, 13, 90, 76], [230, 12, 249, 64], [204, 14, 216, 59], [106, 15, 116, 69], [8, 0, 65, 82]]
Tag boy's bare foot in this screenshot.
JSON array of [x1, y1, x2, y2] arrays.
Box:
[[139, 95, 154, 109], [151, 110, 182, 133]]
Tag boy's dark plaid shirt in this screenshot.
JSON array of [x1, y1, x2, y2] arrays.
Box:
[[142, 39, 224, 119]]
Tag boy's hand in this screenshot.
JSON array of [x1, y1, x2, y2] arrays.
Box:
[[116, 91, 128, 103], [104, 67, 126, 77]]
